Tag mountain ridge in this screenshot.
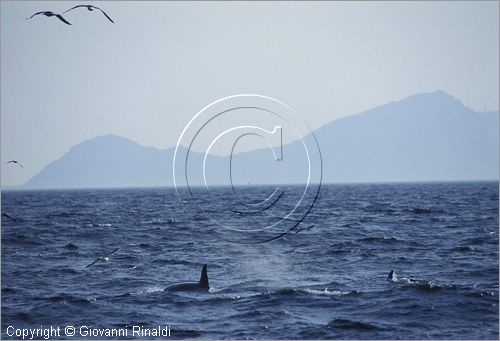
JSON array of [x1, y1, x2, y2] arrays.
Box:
[[20, 90, 499, 189]]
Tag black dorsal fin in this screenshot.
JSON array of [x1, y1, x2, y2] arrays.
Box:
[[199, 264, 209, 288]]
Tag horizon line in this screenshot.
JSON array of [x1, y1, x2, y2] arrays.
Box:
[[2, 178, 498, 192]]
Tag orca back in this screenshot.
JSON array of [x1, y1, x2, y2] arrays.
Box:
[[167, 282, 203, 291], [165, 264, 209, 292]]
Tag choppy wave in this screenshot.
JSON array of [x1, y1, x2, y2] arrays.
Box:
[[264, 287, 358, 297], [327, 319, 379, 330], [1, 182, 498, 339], [33, 293, 94, 305]]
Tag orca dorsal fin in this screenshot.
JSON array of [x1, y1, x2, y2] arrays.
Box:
[[199, 264, 209, 288]]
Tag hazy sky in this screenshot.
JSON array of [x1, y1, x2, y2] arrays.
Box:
[[1, 1, 498, 187]]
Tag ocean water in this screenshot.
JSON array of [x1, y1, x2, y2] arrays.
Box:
[[1, 182, 498, 339]]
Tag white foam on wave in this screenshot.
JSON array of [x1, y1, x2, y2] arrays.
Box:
[[302, 288, 351, 296], [137, 285, 164, 294], [86, 223, 112, 228]]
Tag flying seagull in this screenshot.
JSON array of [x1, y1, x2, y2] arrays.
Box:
[[85, 248, 119, 268], [294, 224, 316, 234], [63, 5, 114, 23], [1, 213, 18, 222], [6, 160, 23, 168], [27, 11, 72, 25]]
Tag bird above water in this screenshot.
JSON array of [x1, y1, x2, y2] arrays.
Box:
[[1, 213, 18, 222], [26, 11, 72, 25], [6, 160, 24, 168], [63, 5, 114, 23], [85, 248, 119, 268]]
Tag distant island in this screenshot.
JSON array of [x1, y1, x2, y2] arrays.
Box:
[[20, 91, 499, 189]]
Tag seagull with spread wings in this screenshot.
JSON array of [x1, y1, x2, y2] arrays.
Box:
[[27, 11, 72, 25], [6, 160, 24, 168], [63, 5, 114, 23], [85, 248, 119, 268], [2, 213, 19, 222]]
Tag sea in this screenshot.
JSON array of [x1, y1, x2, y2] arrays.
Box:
[[1, 182, 498, 339]]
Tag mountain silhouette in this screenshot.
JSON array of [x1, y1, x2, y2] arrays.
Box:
[[22, 91, 498, 189]]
